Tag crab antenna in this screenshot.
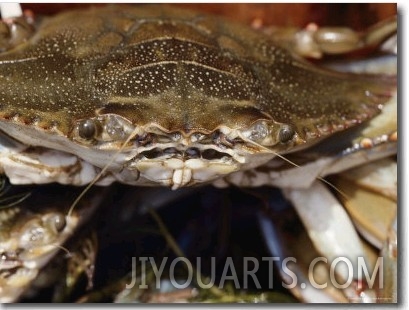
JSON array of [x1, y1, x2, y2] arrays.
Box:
[[51, 243, 72, 257], [67, 126, 141, 218], [271, 150, 348, 200]]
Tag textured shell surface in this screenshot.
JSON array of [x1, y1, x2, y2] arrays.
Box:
[[0, 5, 394, 141]]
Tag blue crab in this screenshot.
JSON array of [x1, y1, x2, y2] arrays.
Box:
[[0, 4, 397, 303]]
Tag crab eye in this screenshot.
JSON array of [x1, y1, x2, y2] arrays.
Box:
[[45, 213, 67, 233], [278, 125, 295, 143], [78, 119, 98, 140]]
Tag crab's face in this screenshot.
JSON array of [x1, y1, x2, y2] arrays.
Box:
[[0, 5, 394, 189], [68, 112, 300, 188]]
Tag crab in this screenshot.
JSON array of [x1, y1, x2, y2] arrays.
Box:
[[0, 4, 397, 303]]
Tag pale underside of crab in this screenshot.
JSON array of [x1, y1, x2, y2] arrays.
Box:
[[0, 4, 397, 303]]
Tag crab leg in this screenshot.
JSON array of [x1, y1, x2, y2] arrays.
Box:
[[283, 181, 371, 280], [265, 16, 397, 58], [378, 215, 397, 303], [258, 209, 349, 303], [0, 132, 101, 186]]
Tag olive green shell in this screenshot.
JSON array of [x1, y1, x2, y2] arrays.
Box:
[[0, 5, 395, 142]]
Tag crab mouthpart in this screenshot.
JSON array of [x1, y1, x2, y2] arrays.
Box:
[[130, 151, 240, 189]]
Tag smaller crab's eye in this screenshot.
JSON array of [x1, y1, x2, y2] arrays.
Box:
[[78, 119, 97, 140], [278, 125, 295, 143], [48, 213, 67, 233]]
